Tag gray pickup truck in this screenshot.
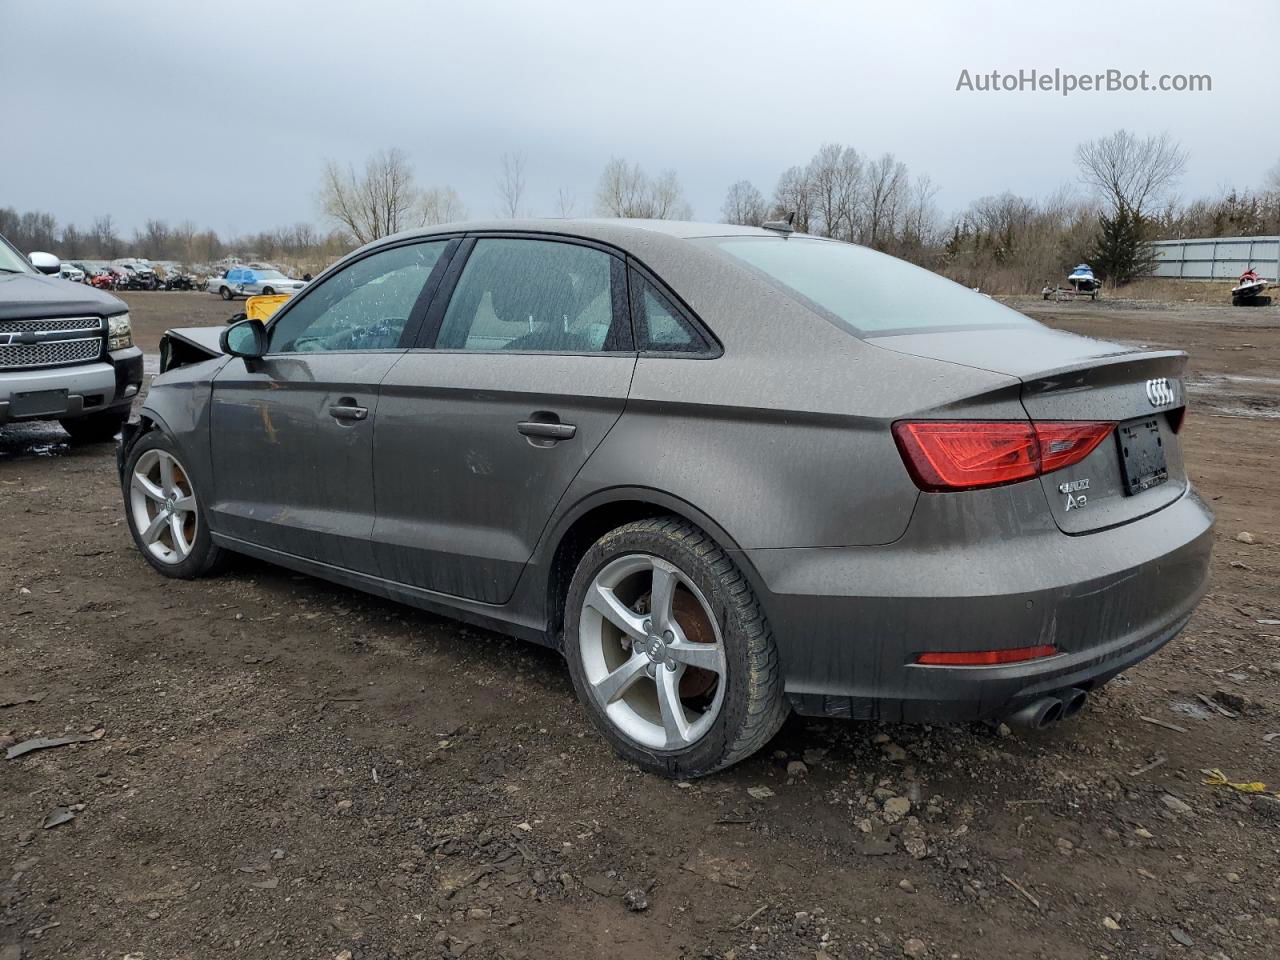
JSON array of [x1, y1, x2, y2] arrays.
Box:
[[0, 233, 143, 441]]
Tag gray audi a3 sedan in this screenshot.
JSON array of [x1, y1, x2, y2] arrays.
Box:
[[118, 219, 1213, 777]]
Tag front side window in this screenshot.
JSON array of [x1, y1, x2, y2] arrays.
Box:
[[269, 241, 446, 353], [697, 236, 1036, 336], [435, 238, 625, 353]]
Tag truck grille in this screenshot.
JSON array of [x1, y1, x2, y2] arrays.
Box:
[[0, 316, 103, 335], [0, 337, 103, 369]]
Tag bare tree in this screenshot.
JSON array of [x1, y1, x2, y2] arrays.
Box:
[[555, 187, 576, 218], [860, 153, 908, 249], [421, 186, 467, 225], [319, 148, 420, 245], [721, 180, 767, 226], [899, 173, 940, 250], [595, 158, 649, 217], [806, 143, 861, 238], [1075, 130, 1187, 218], [771, 165, 811, 233], [594, 159, 692, 219], [90, 214, 121, 258], [497, 152, 526, 218], [1265, 158, 1280, 195], [649, 170, 693, 219]]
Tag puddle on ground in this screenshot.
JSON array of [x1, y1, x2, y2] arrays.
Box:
[[0, 422, 73, 460]]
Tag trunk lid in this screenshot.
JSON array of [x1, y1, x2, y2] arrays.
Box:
[[869, 325, 1190, 533]]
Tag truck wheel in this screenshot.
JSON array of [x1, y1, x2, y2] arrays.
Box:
[[60, 409, 129, 443], [220, 286, 232, 301], [563, 517, 789, 778], [123, 430, 225, 579]]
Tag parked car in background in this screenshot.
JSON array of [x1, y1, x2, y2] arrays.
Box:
[[0, 233, 142, 441], [164, 269, 197, 290], [120, 219, 1213, 777], [59, 262, 86, 283], [205, 267, 307, 300], [89, 268, 117, 291], [113, 258, 159, 290]]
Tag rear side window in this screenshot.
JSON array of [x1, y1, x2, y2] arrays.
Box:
[[435, 238, 629, 353], [697, 236, 1036, 336], [630, 273, 710, 354]]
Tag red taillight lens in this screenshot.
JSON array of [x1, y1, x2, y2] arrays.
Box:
[[893, 420, 1114, 492], [1034, 421, 1114, 474], [916, 644, 1059, 666]]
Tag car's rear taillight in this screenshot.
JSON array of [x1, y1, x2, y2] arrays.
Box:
[[893, 420, 1114, 492]]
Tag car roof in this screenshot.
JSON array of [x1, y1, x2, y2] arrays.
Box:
[[374, 217, 806, 254]]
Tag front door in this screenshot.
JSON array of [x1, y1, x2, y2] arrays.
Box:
[[209, 239, 454, 571], [372, 236, 636, 603]]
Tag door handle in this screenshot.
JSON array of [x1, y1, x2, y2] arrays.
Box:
[[329, 399, 369, 422], [517, 420, 576, 441]]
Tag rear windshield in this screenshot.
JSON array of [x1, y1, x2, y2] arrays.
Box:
[[696, 236, 1035, 336]]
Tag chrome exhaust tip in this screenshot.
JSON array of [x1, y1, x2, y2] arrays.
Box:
[[1060, 687, 1089, 720], [1006, 696, 1064, 732]]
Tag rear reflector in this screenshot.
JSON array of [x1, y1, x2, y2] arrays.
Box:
[[916, 645, 1059, 666], [893, 420, 1114, 492]]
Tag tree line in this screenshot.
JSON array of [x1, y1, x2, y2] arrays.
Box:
[[7, 131, 1279, 291]]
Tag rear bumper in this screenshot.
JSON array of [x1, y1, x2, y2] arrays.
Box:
[[0, 348, 143, 425], [739, 488, 1214, 722]]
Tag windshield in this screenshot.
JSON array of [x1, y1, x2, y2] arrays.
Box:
[[255, 269, 286, 280], [697, 236, 1035, 336], [0, 236, 33, 274]]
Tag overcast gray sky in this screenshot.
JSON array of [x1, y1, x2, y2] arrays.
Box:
[[4, 0, 1278, 237]]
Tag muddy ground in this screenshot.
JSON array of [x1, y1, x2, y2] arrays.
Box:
[[2, 291, 1278, 960]]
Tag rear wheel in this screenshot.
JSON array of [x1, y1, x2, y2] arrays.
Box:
[[564, 517, 788, 777], [60, 409, 128, 443], [123, 431, 225, 578]]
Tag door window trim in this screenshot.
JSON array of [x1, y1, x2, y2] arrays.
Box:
[[262, 235, 463, 356], [411, 232, 635, 355]]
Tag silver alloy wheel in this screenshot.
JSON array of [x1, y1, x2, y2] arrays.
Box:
[[579, 553, 728, 750], [129, 449, 199, 565]]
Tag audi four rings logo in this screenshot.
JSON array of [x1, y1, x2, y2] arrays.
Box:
[[1146, 377, 1176, 407]]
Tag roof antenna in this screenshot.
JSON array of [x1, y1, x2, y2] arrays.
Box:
[[761, 210, 796, 235]]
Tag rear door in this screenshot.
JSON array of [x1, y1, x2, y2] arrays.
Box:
[[209, 239, 454, 570], [372, 235, 636, 603]]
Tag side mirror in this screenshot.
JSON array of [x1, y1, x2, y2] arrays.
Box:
[[219, 317, 267, 359], [29, 251, 61, 275]]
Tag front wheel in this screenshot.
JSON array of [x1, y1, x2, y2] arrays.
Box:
[[261, 286, 275, 296], [60, 408, 129, 443], [564, 517, 788, 777], [219, 286, 232, 300], [123, 431, 225, 578]]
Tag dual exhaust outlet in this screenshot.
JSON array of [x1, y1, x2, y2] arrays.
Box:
[[1006, 688, 1089, 731]]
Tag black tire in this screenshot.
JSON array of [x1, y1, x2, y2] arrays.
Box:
[[563, 517, 788, 777], [261, 286, 275, 296], [59, 408, 129, 443], [220, 286, 232, 301], [122, 430, 226, 579]]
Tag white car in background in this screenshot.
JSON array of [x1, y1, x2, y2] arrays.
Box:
[[205, 267, 308, 300]]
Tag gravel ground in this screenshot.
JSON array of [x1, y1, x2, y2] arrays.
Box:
[[1, 291, 1278, 960]]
